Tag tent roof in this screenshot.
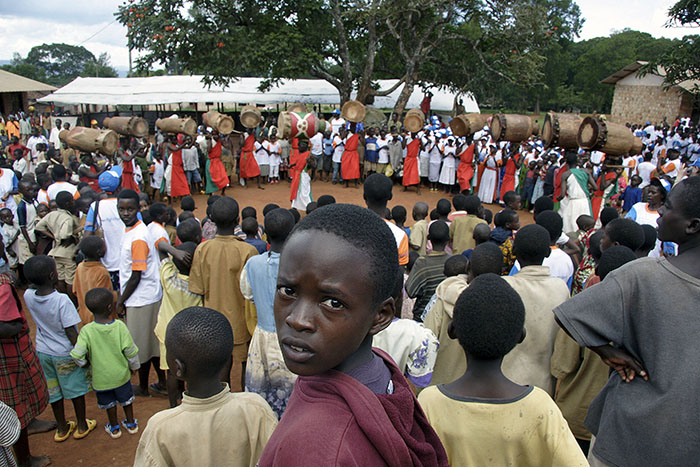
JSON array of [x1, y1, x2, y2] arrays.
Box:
[[0, 69, 56, 93], [601, 60, 699, 93], [37, 75, 479, 112]]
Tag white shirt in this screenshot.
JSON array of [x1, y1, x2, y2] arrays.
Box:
[[265, 141, 281, 165], [254, 141, 269, 165], [85, 198, 125, 272], [377, 137, 389, 163], [543, 247, 574, 285], [46, 181, 78, 201], [147, 221, 170, 276], [182, 147, 199, 171], [26, 135, 48, 160], [330, 117, 346, 136], [49, 127, 62, 149], [636, 161, 656, 188], [119, 220, 162, 307], [332, 135, 344, 163], [151, 160, 164, 189], [24, 289, 80, 357], [309, 133, 323, 155]]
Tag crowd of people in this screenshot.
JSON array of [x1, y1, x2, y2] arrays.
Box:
[[0, 105, 698, 467]]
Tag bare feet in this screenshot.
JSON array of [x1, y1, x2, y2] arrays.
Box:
[[20, 455, 51, 467], [257, 186, 265, 190], [27, 419, 57, 436]]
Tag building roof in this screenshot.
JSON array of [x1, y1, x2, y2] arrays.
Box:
[[36, 75, 480, 112], [601, 60, 699, 93], [0, 69, 56, 93]]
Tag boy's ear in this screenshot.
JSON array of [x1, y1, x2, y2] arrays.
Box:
[[447, 320, 456, 340], [174, 358, 185, 379], [368, 297, 395, 336], [518, 327, 526, 344], [686, 217, 700, 236]]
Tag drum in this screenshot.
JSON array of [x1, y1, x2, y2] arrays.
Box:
[[102, 116, 149, 137], [489, 114, 538, 142], [541, 112, 583, 149], [288, 102, 308, 113], [341, 100, 366, 123], [239, 106, 261, 130], [449, 113, 490, 137], [203, 110, 235, 134], [577, 117, 643, 156], [403, 108, 425, 133], [277, 112, 326, 140], [59, 127, 119, 155], [156, 117, 197, 136]]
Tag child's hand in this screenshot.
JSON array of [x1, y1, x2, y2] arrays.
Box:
[[592, 344, 648, 383]]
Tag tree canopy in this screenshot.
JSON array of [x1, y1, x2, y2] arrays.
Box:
[[2, 44, 118, 87]]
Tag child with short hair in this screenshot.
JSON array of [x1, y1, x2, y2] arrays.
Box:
[[72, 236, 115, 325], [71, 287, 140, 439], [489, 208, 520, 275], [0, 208, 19, 274], [409, 202, 429, 255], [620, 174, 642, 214], [176, 218, 202, 245], [154, 241, 203, 408], [242, 217, 267, 254], [258, 204, 448, 466], [391, 205, 410, 237], [23, 255, 96, 442], [418, 274, 587, 466], [134, 307, 278, 466]]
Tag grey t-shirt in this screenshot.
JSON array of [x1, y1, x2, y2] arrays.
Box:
[[554, 257, 700, 466]]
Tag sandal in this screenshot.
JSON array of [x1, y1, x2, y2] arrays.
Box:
[[73, 419, 97, 439], [104, 423, 122, 439], [121, 418, 139, 435], [54, 420, 76, 442]]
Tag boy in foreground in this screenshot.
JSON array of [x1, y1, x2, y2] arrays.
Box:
[[134, 307, 277, 467], [259, 204, 447, 466], [418, 274, 587, 466]]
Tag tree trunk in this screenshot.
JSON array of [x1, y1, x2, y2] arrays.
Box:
[[392, 73, 417, 117], [534, 94, 540, 115]]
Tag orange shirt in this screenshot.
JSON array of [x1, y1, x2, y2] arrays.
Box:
[[72, 261, 116, 325]]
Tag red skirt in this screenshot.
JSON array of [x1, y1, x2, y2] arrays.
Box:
[[171, 164, 190, 197], [402, 156, 420, 186], [457, 164, 474, 191], [500, 173, 516, 198], [240, 151, 261, 179], [341, 150, 360, 180]]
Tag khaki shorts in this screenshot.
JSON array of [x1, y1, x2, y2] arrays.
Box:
[[54, 257, 77, 284]]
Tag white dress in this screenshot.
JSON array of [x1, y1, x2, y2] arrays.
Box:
[[560, 173, 591, 234], [291, 171, 312, 211], [439, 153, 456, 185], [477, 157, 498, 204]]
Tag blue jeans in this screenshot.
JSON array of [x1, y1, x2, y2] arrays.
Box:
[[332, 162, 343, 182]]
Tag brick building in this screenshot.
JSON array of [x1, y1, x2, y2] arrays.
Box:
[[601, 61, 698, 125], [0, 69, 56, 116]]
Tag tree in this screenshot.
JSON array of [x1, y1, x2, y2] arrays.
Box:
[[116, 0, 580, 115], [1, 53, 49, 83], [81, 53, 119, 78], [641, 0, 699, 93]]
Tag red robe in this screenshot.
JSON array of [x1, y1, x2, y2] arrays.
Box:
[[499, 153, 520, 198], [240, 134, 260, 179], [121, 159, 140, 193], [456, 144, 475, 191], [290, 151, 310, 202], [170, 146, 190, 197], [591, 171, 617, 221], [207, 140, 229, 190], [553, 163, 569, 202], [79, 165, 101, 193], [258, 349, 448, 467], [341, 133, 360, 181], [402, 139, 420, 186]]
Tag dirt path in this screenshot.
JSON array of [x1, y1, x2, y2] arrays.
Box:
[[24, 178, 533, 466]]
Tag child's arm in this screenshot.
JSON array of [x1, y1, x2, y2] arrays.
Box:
[[70, 332, 90, 368], [117, 271, 141, 315], [64, 325, 78, 347], [121, 324, 141, 371], [0, 320, 22, 339]]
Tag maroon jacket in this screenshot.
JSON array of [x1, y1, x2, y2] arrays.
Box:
[[259, 349, 448, 466]]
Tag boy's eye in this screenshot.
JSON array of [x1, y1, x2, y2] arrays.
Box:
[[321, 298, 345, 311], [277, 286, 295, 298]]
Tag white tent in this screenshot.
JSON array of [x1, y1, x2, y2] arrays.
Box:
[[38, 75, 479, 112]]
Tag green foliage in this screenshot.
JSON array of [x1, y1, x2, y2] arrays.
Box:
[[9, 43, 118, 86]]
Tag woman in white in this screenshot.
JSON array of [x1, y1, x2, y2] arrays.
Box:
[[438, 137, 457, 190], [477, 145, 500, 204], [557, 153, 596, 234]]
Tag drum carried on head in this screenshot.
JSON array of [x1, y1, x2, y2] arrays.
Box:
[[239, 105, 262, 129], [403, 109, 425, 133], [102, 116, 149, 138], [449, 113, 491, 137], [288, 102, 308, 113], [203, 111, 235, 134], [59, 127, 119, 155], [577, 117, 643, 156], [341, 100, 366, 123], [277, 112, 326, 140], [489, 114, 539, 142], [541, 112, 583, 149], [156, 117, 197, 136]]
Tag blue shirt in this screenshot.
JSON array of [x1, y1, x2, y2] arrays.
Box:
[[364, 137, 378, 163], [621, 186, 642, 212], [245, 251, 280, 332], [322, 137, 334, 156]]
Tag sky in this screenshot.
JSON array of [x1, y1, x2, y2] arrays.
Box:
[[0, 0, 696, 74]]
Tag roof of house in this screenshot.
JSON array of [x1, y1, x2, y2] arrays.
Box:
[[601, 60, 699, 93], [0, 69, 56, 93]]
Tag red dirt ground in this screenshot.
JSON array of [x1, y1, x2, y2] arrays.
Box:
[[22, 178, 533, 466]]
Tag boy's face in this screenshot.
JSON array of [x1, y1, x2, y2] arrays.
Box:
[[37, 205, 49, 218], [0, 211, 13, 225], [118, 198, 140, 226], [600, 225, 614, 252], [657, 185, 693, 244], [274, 230, 392, 376], [506, 194, 521, 210], [506, 213, 521, 231]]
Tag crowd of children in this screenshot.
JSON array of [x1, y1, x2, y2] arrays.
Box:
[[0, 108, 699, 467]]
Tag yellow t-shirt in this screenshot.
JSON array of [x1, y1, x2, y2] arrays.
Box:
[[418, 385, 587, 467]]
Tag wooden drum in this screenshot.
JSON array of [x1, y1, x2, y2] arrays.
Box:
[[59, 127, 119, 155], [541, 112, 583, 149], [489, 114, 538, 142], [449, 113, 490, 137], [403, 109, 425, 133], [239, 106, 261, 130], [156, 117, 197, 136], [577, 117, 643, 156], [277, 112, 326, 140], [102, 116, 149, 138], [341, 100, 366, 123], [204, 111, 235, 134]]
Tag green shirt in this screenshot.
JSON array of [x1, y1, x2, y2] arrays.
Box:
[[70, 320, 139, 391]]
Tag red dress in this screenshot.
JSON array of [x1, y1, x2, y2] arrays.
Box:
[[170, 147, 190, 197], [402, 138, 420, 186], [290, 151, 310, 202], [80, 165, 101, 193], [121, 158, 140, 193], [591, 171, 617, 221], [456, 144, 475, 191], [341, 133, 360, 181], [499, 153, 519, 198], [240, 134, 261, 179], [207, 140, 229, 190]]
